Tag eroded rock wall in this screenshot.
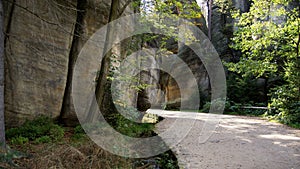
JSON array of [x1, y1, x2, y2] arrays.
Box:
[[4, 0, 133, 127], [3, 0, 256, 127], [196, 0, 251, 57], [4, 0, 77, 127]]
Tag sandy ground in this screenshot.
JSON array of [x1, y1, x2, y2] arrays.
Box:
[[150, 110, 300, 169]]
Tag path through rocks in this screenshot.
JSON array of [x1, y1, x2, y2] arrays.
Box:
[[149, 110, 300, 169]]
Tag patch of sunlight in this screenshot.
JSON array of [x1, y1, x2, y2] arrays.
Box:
[[222, 118, 261, 124], [241, 138, 252, 143], [219, 121, 258, 133], [259, 134, 300, 141], [273, 141, 281, 145], [236, 136, 253, 143], [294, 154, 300, 157], [142, 113, 158, 123]]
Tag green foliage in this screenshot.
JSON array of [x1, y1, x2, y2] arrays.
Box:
[[228, 0, 299, 78], [157, 151, 179, 169], [134, 151, 178, 169], [71, 125, 86, 141], [270, 85, 300, 125], [226, 73, 267, 103], [215, 0, 236, 15], [201, 100, 267, 116], [34, 136, 51, 144], [10, 136, 29, 145], [6, 116, 64, 144], [201, 101, 212, 113], [227, 0, 300, 125], [139, 0, 202, 50], [74, 125, 84, 134], [141, 0, 202, 19], [49, 124, 64, 141], [115, 113, 154, 137]]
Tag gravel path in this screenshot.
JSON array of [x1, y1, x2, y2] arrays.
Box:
[[149, 110, 300, 169]]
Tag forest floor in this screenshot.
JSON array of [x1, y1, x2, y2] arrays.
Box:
[[0, 120, 178, 169], [0, 128, 133, 169], [151, 110, 300, 169]]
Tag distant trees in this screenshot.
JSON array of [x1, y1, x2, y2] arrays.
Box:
[[227, 0, 300, 125]]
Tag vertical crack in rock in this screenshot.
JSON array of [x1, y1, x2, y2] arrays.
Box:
[[60, 0, 87, 126]]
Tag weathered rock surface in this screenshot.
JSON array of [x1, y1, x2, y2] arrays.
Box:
[[2, 0, 268, 127], [4, 0, 77, 127], [158, 0, 210, 109], [60, 0, 113, 126], [2, 0, 245, 127], [196, 0, 251, 57], [3, 0, 135, 127]]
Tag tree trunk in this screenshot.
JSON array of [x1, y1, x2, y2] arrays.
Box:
[[0, 0, 6, 150], [208, 0, 213, 40]]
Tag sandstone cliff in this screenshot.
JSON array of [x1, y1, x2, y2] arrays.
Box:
[[3, 0, 133, 127], [3, 0, 253, 127]]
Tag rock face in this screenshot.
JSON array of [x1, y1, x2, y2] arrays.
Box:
[[3, 0, 133, 127], [2, 0, 264, 127], [4, 0, 77, 127], [160, 0, 210, 109], [196, 0, 251, 57], [59, 0, 113, 126], [3, 0, 217, 127]]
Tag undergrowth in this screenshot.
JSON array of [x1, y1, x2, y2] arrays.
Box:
[[201, 100, 267, 116], [6, 116, 64, 145], [1, 115, 179, 168]]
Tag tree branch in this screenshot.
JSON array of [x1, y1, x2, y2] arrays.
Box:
[[119, 0, 132, 16]]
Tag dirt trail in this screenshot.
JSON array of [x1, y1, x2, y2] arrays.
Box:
[[149, 110, 300, 169]]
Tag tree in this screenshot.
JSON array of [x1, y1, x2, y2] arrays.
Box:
[[227, 0, 300, 124], [208, 0, 213, 40], [0, 0, 6, 149]]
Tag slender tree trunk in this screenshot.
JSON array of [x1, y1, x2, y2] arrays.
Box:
[[0, 0, 6, 150], [208, 0, 213, 40]]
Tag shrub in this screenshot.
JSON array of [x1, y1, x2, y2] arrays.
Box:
[[6, 116, 65, 144], [10, 136, 29, 145], [34, 136, 51, 144], [157, 151, 179, 169], [49, 124, 64, 141], [271, 85, 300, 126], [115, 113, 154, 137], [71, 125, 86, 141], [74, 125, 85, 134]]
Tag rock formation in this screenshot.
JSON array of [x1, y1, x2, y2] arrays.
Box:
[[3, 0, 133, 127], [4, 0, 77, 127], [3, 0, 267, 127]]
